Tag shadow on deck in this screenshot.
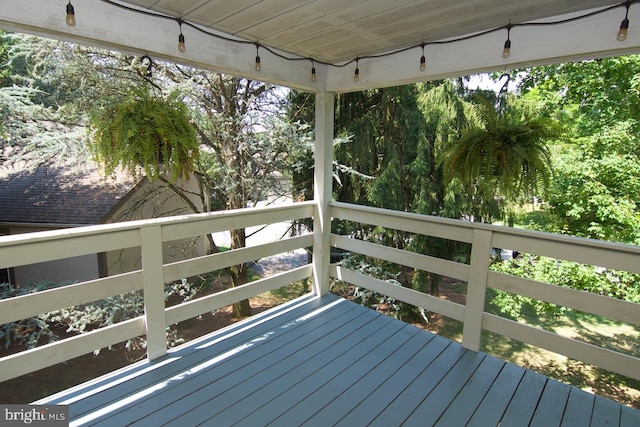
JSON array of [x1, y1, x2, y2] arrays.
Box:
[[37, 294, 639, 426]]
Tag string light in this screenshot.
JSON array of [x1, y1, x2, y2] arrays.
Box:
[[255, 44, 261, 71], [502, 25, 512, 58], [65, 1, 76, 27], [618, 1, 631, 41], [178, 20, 186, 52], [311, 60, 317, 81], [90, 0, 636, 80]]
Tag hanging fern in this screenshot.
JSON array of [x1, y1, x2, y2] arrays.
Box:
[[89, 87, 199, 180]]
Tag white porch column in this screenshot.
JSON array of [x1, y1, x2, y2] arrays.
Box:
[[312, 91, 335, 296]]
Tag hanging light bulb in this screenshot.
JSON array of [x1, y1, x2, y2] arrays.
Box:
[[354, 59, 360, 81], [502, 25, 512, 58], [178, 33, 186, 52], [311, 60, 317, 81], [66, 1, 76, 27], [255, 44, 261, 71], [419, 44, 426, 72], [618, 3, 631, 41], [178, 21, 186, 52]]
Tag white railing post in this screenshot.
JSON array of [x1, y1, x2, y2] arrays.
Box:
[[140, 225, 167, 360], [312, 91, 335, 296], [462, 229, 493, 351]]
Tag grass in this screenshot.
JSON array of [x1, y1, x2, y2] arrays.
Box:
[[251, 279, 311, 307], [427, 281, 640, 409]]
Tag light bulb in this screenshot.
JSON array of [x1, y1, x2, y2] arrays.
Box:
[[618, 18, 629, 41], [502, 39, 511, 59], [311, 66, 317, 81], [178, 33, 186, 52], [354, 67, 360, 81], [420, 55, 426, 71], [66, 2, 76, 27], [255, 55, 261, 71]]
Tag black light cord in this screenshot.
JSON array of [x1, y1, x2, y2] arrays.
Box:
[[80, 0, 637, 72]]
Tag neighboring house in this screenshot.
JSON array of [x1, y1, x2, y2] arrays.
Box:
[[0, 162, 208, 286]]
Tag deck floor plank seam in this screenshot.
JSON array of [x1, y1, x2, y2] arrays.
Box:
[[402, 350, 488, 425], [72, 294, 352, 425], [434, 354, 506, 426], [294, 327, 435, 426], [219, 313, 415, 426], [560, 387, 596, 427], [530, 378, 573, 426], [150, 303, 391, 426], [105, 296, 369, 426], [29, 294, 639, 427], [466, 362, 527, 426], [334, 334, 452, 427], [500, 369, 549, 425], [368, 342, 466, 427]]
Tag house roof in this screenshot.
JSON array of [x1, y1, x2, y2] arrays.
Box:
[[0, 163, 136, 226]]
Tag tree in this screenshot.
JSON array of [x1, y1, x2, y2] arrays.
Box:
[[487, 57, 640, 319], [4, 34, 305, 318], [1, 34, 88, 168], [515, 56, 640, 244]]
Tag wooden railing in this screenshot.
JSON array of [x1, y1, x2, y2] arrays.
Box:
[[329, 201, 640, 382], [0, 202, 315, 382], [1, 200, 639, 386]]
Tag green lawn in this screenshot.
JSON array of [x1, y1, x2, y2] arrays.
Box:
[[428, 282, 640, 409]]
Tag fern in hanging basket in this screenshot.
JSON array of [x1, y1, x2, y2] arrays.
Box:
[[89, 88, 199, 181]]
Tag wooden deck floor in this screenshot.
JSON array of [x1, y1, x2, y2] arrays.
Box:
[[37, 293, 639, 426]]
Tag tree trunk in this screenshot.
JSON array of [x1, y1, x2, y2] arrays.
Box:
[[229, 264, 252, 317], [229, 228, 252, 318]]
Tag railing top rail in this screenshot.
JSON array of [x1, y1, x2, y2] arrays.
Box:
[[330, 201, 640, 256], [0, 201, 317, 247]]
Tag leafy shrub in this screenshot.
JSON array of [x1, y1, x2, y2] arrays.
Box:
[[489, 254, 640, 318], [331, 256, 428, 323], [0, 278, 199, 353], [0, 281, 66, 349]]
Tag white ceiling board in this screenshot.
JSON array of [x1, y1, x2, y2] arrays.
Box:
[[1, 0, 639, 93], [0, 0, 322, 92], [113, 0, 621, 63], [326, 5, 640, 93]]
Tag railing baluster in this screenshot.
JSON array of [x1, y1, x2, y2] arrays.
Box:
[[140, 225, 167, 360], [462, 229, 493, 351]]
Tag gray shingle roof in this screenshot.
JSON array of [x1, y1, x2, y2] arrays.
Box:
[[0, 163, 136, 225]]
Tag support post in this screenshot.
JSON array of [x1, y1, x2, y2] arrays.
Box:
[[462, 229, 493, 351], [141, 225, 167, 360], [312, 91, 335, 296]]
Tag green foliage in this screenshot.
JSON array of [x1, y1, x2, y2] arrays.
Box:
[[444, 95, 560, 205], [0, 30, 10, 88], [0, 281, 64, 349], [489, 254, 640, 318], [0, 279, 198, 352], [517, 56, 640, 135], [542, 121, 640, 243], [89, 87, 199, 181], [0, 85, 88, 167], [332, 256, 428, 323]]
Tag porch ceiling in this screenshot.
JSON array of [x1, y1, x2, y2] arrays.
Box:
[[2, 0, 640, 92], [121, 0, 620, 64]]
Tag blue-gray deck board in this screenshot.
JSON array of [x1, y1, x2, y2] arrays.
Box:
[[37, 293, 639, 426]]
